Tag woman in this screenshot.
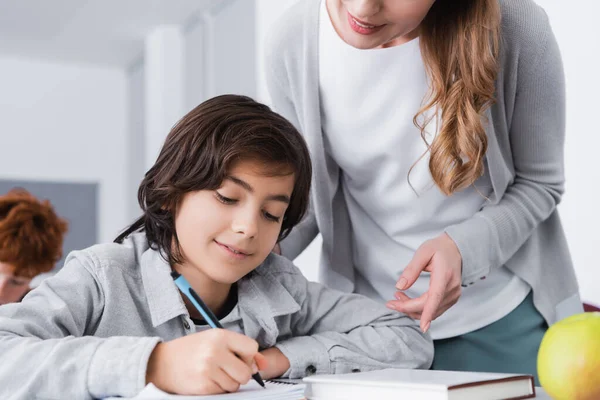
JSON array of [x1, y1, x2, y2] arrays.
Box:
[[265, 0, 582, 382]]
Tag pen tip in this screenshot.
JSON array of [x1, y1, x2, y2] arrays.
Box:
[[253, 373, 265, 388]]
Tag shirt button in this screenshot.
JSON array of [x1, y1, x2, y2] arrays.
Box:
[[351, 368, 361, 373], [183, 320, 190, 330], [305, 365, 317, 376]]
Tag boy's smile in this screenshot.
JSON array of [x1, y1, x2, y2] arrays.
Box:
[[173, 159, 295, 313], [213, 239, 253, 259]]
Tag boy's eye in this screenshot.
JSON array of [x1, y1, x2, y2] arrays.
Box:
[[264, 212, 281, 223], [9, 279, 27, 286], [215, 192, 237, 205], [216, 191, 282, 223]]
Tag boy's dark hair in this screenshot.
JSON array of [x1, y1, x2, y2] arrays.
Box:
[[0, 188, 68, 278], [115, 94, 312, 267]]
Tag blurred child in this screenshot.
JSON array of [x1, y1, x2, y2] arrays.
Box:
[[0, 95, 432, 399], [0, 188, 67, 305]]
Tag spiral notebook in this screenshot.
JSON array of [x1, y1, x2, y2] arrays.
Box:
[[110, 380, 306, 399]]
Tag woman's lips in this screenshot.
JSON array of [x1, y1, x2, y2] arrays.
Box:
[[347, 12, 385, 35]]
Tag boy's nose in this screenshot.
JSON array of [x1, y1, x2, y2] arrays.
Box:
[[231, 215, 258, 238]]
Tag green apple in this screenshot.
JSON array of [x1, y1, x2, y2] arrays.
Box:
[[538, 312, 600, 400]]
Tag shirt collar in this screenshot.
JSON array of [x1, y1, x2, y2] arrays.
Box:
[[236, 257, 302, 345], [140, 247, 188, 328], [140, 247, 301, 337]]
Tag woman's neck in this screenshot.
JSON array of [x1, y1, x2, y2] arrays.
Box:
[[377, 28, 420, 49]]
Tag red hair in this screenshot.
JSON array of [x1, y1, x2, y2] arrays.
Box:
[[0, 189, 68, 278]]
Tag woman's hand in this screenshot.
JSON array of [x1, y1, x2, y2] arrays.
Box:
[[146, 329, 268, 395], [386, 233, 463, 333], [258, 347, 290, 380]]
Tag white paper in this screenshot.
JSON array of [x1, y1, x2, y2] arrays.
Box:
[[107, 381, 305, 400]]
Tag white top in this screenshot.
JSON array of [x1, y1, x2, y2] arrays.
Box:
[[318, 0, 530, 339]]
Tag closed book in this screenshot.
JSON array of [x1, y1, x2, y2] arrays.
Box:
[[303, 368, 536, 400]]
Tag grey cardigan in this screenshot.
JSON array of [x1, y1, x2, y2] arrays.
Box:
[[265, 0, 582, 327], [0, 233, 432, 400]]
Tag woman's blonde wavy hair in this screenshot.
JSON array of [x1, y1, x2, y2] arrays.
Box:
[[413, 0, 501, 195]]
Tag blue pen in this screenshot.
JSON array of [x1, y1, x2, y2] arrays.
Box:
[[171, 270, 265, 388]]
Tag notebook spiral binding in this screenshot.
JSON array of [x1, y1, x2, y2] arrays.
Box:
[[266, 379, 299, 385]]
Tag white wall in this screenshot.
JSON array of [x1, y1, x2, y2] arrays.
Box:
[[254, 1, 600, 305], [126, 59, 146, 221], [0, 56, 128, 243], [185, 0, 257, 108]]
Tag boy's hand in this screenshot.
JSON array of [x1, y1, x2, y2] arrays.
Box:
[[258, 347, 290, 379], [146, 329, 268, 395]]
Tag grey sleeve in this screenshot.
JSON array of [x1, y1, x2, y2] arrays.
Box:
[[275, 271, 433, 378], [445, 13, 566, 286], [279, 199, 319, 260], [0, 256, 160, 400], [264, 29, 320, 261], [263, 25, 302, 134]]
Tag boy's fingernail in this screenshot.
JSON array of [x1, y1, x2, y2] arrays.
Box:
[[396, 278, 407, 290], [422, 322, 431, 333], [386, 303, 397, 311]]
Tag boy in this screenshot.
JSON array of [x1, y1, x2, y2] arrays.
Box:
[[0, 95, 432, 399]]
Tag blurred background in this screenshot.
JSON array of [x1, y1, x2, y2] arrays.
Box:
[[0, 0, 598, 304]]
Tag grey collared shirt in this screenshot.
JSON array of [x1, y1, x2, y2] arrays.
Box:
[[0, 233, 432, 400]]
